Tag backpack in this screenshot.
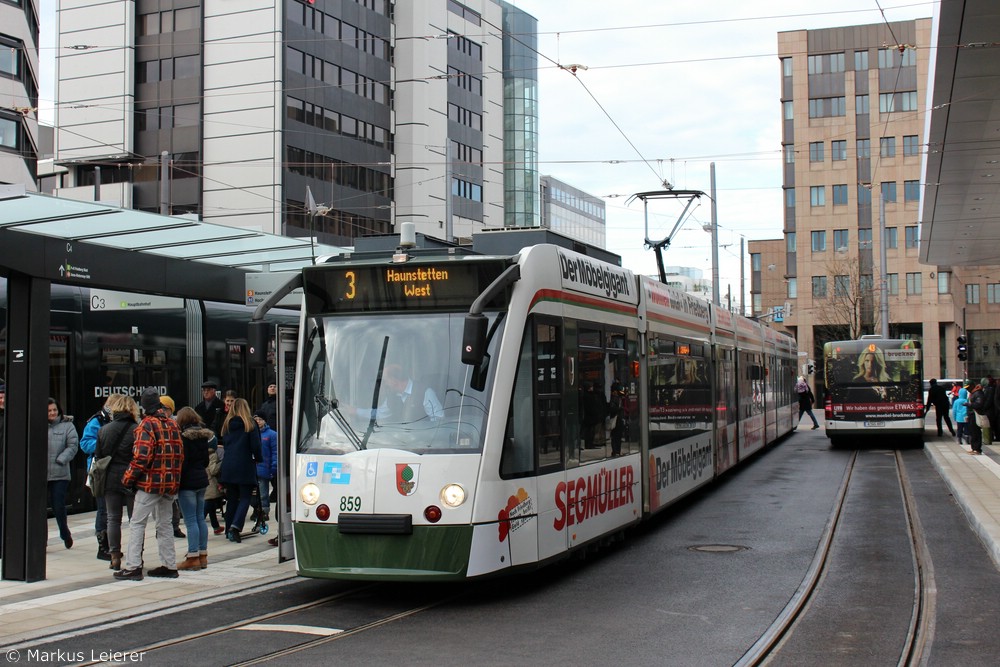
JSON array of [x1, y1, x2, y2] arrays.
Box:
[[969, 389, 987, 415]]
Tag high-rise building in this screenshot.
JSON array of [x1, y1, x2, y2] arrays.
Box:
[[539, 175, 606, 248], [52, 0, 538, 245], [1, 0, 40, 189], [770, 19, 1000, 380]]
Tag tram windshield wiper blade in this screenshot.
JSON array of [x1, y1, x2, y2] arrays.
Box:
[[360, 336, 390, 450], [316, 394, 364, 451]]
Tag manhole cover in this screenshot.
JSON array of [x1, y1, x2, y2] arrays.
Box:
[[688, 544, 749, 553]]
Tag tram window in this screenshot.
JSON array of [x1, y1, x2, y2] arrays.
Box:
[[501, 326, 536, 478], [605, 331, 625, 351], [578, 327, 602, 349]]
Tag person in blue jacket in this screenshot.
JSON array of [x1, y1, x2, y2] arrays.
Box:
[[952, 387, 970, 446], [80, 398, 113, 561], [253, 410, 278, 526]]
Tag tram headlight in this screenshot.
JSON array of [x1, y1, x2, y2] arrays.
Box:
[[300, 482, 321, 506], [440, 483, 466, 508]]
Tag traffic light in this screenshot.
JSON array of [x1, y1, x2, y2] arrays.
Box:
[[958, 335, 968, 361]]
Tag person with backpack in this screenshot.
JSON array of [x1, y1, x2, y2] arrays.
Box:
[[795, 376, 820, 430], [80, 399, 113, 561]]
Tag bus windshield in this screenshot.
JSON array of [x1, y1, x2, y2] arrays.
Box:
[[297, 312, 502, 455], [824, 339, 922, 416]]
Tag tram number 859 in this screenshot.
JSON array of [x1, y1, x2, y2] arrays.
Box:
[[340, 496, 362, 512]]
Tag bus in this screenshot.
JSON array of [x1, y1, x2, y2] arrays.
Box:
[[822, 336, 924, 447]]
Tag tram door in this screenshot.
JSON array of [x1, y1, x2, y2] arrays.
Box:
[[275, 325, 298, 562]]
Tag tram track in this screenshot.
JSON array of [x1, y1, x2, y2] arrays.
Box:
[[735, 448, 936, 667], [69, 582, 466, 667]]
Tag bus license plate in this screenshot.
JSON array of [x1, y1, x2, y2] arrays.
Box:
[[864, 420, 886, 427]]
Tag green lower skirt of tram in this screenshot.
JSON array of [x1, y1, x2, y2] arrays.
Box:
[[294, 521, 475, 581]]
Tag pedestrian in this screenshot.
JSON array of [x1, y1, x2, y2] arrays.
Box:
[[114, 388, 184, 581], [47, 398, 78, 549], [175, 407, 214, 571], [924, 379, 956, 437], [795, 376, 820, 430], [252, 410, 278, 528], [967, 382, 985, 455], [205, 439, 226, 535], [195, 381, 225, 438], [80, 398, 113, 561], [580, 381, 607, 450], [608, 380, 626, 456], [953, 387, 970, 446], [159, 395, 186, 539], [988, 377, 999, 444], [96, 394, 140, 571], [978, 377, 995, 445], [256, 377, 278, 434], [221, 398, 262, 543]]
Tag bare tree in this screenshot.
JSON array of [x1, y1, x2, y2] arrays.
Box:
[[813, 254, 880, 342]]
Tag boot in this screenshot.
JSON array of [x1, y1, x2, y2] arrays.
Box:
[[177, 555, 202, 571], [199, 551, 208, 569], [97, 531, 112, 561], [109, 551, 123, 571]]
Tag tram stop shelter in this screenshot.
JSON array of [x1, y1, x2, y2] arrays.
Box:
[[0, 185, 346, 581]]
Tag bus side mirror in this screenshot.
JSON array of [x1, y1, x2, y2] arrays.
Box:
[[248, 320, 270, 368], [462, 314, 487, 366]]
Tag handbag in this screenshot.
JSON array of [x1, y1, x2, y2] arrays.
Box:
[[88, 455, 113, 497]]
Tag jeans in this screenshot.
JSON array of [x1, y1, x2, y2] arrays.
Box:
[[177, 488, 208, 556], [125, 490, 176, 570], [224, 483, 256, 534], [47, 480, 71, 541], [104, 490, 134, 554], [94, 495, 107, 536], [257, 478, 271, 514]]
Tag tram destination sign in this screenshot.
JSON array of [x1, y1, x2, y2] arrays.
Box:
[[303, 260, 510, 313]]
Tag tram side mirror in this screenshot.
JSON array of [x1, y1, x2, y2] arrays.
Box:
[[248, 320, 270, 368], [462, 314, 488, 366]]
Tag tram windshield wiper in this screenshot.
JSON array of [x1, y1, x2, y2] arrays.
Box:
[[360, 336, 390, 450], [315, 393, 364, 451]]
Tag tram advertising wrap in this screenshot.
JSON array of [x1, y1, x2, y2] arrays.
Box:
[[267, 236, 798, 582]]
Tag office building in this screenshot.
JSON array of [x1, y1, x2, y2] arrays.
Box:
[[539, 175, 606, 248], [52, 0, 538, 245], [1, 0, 40, 190]]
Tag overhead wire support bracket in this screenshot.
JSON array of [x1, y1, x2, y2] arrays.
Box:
[[625, 189, 706, 285]]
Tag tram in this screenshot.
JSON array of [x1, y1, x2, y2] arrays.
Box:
[[266, 230, 797, 581], [0, 279, 292, 511]]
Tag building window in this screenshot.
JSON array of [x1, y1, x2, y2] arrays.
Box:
[[448, 0, 481, 25], [833, 229, 849, 250], [886, 227, 898, 249], [966, 283, 981, 304], [879, 92, 918, 113], [0, 40, 18, 76], [782, 57, 793, 77], [786, 232, 796, 252], [857, 184, 872, 205], [860, 274, 874, 292], [887, 273, 899, 295], [809, 97, 846, 118], [880, 137, 896, 157], [812, 276, 828, 298], [904, 180, 920, 202], [903, 135, 920, 156], [881, 181, 897, 202], [452, 177, 483, 202], [855, 50, 869, 70], [784, 145, 795, 163], [785, 188, 796, 207], [810, 186, 826, 207], [858, 228, 872, 248], [0, 116, 18, 149], [832, 140, 847, 161], [751, 253, 761, 271], [905, 226, 918, 249], [987, 283, 1000, 303], [811, 230, 826, 252], [856, 95, 869, 114], [938, 272, 952, 294], [856, 139, 870, 158], [787, 278, 797, 299], [807, 55, 823, 74], [878, 48, 895, 69], [783, 100, 793, 120], [906, 273, 922, 295], [833, 184, 848, 205], [809, 141, 824, 162], [834, 275, 850, 296], [901, 48, 916, 67]]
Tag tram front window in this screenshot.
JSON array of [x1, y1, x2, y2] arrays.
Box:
[[298, 313, 499, 455]]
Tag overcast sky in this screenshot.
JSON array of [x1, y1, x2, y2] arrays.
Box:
[[38, 0, 935, 309]]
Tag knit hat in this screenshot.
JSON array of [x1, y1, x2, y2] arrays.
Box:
[[159, 395, 175, 412], [140, 387, 162, 415]]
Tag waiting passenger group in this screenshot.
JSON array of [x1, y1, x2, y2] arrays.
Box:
[[38, 378, 279, 581]]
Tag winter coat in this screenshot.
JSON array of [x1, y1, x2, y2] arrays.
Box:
[[220, 418, 262, 486], [205, 446, 224, 501], [179, 425, 214, 491], [797, 386, 815, 409], [196, 396, 226, 437], [96, 412, 138, 496], [952, 389, 969, 425], [123, 411, 184, 495], [256, 396, 278, 433], [48, 416, 79, 482], [256, 424, 278, 481], [925, 383, 951, 411]]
